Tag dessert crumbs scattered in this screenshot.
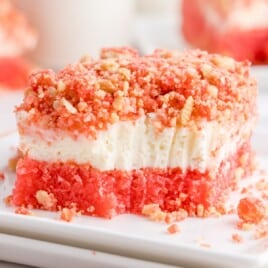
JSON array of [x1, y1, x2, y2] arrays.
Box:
[[194, 237, 211, 248], [237, 197, 266, 224], [15, 207, 34, 216], [0, 172, 4, 180], [197, 239, 211, 248], [199, 242, 211, 248], [142, 202, 227, 223], [236, 221, 254, 231], [216, 205, 227, 215], [4, 195, 13, 206], [227, 205, 235, 215], [254, 224, 268, 239], [167, 224, 180, 234], [240, 187, 248, 194], [142, 204, 188, 223], [231, 233, 243, 243], [8, 149, 22, 171], [60, 208, 76, 222], [142, 204, 165, 222], [255, 178, 268, 191]]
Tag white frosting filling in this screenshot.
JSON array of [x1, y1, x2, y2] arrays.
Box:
[[17, 111, 253, 172], [201, 0, 268, 31]]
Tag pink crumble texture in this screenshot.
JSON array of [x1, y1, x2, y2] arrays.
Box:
[[16, 47, 257, 138]]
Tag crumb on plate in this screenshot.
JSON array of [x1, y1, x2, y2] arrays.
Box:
[[254, 224, 268, 239], [15, 207, 34, 216], [142, 203, 188, 223], [231, 233, 243, 243], [236, 221, 254, 231], [60, 207, 76, 222], [4, 195, 13, 206], [8, 149, 22, 171], [167, 223, 180, 234], [237, 197, 266, 224]]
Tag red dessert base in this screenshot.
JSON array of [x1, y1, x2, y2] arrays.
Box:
[[182, 0, 268, 63], [13, 143, 252, 218]]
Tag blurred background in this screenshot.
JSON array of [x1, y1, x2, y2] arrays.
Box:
[[0, 0, 267, 92], [0, 0, 267, 133], [13, 0, 181, 69]]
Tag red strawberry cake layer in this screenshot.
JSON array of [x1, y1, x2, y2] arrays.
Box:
[[13, 47, 258, 218], [182, 0, 268, 63]]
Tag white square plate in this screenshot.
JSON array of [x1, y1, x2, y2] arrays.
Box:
[[0, 233, 175, 268], [0, 129, 268, 268]]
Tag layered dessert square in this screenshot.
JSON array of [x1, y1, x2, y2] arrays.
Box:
[[182, 0, 268, 64], [13, 47, 257, 218]]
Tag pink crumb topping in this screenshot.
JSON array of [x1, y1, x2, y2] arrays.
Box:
[[16, 47, 257, 138]]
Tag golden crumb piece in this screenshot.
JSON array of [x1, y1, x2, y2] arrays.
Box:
[[254, 224, 268, 239], [197, 204, 205, 217], [4, 195, 13, 206], [200, 242, 211, 248], [60, 208, 76, 222], [207, 85, 218, 97], [142, 204, 161, 216], [195, 237, 212, 248], [61, 98, 77, 114], [142, 204, 166, 221], [237, 197, 266, 224], [8, 150, 22, 171], [232, 233, 243, 243], [15, 207, 34, 216], [167, 224, 180, 234], [236, 221, 254, 231], [181, 96, 194, 125], [35, 190, 57, 210]]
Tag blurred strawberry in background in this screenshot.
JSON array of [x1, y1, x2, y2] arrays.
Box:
[[0, 0, 36, 91], [182, 0, 268, 64]]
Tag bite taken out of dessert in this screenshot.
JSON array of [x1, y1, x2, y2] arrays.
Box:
[[12, 47, 257, 219]]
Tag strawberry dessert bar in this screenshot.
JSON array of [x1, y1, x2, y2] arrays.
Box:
[[0, 0, 36, 90], [13, 47, 257, 218], [182, 0, 268, 64]]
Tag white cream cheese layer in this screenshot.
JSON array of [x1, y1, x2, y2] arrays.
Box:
[[17, 111, 253, 172], [201, 0, 268, 31]]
